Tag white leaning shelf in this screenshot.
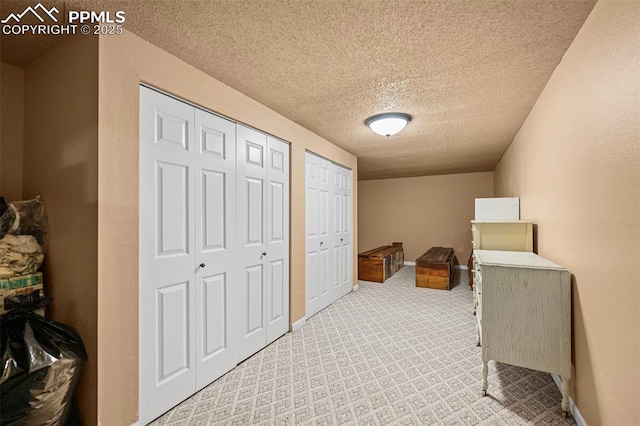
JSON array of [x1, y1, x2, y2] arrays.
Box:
[[473, 250, 571, 417]]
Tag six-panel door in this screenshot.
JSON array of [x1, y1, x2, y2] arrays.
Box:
[[266, 137, 290, 344], [140, 88, 198, 424], [305, 152, 333, 318], [194, 109, 238, 391], [331, 164, 352, 301], [236, 125, 269, 361]]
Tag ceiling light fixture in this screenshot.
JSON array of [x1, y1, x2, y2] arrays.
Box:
[[365, 113, 412, 137]]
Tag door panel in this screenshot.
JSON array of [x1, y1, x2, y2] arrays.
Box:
[[201, 170, 226, 251], [336, 166, 353, 298], [306, 251, 319, 304], [320, 246, 329, 295], [245, 264, 264, 334], [305, 152, 334, 318], [269, 260, 284, 322], [201, 274, 227, 358], [140, 87, 196, 424], [331, 169, 342, 291], [156, 281, 191, 384], [246, 178, 264, 245], [342, 244, 351, 285], [237, 125, 268, 360], [156, 162, 190, 256], [342, 194, 350, 234], [266, 137, 290, 343], [194, 108, 237, 390], [270, 182, 284, 242], [320, 190, 329, 238], [332, 246, 341, 290], [156, 112, 189, 150]]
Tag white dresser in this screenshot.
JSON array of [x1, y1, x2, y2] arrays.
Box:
[[470, 221, 533, 314], [474, 250, 571, 416]]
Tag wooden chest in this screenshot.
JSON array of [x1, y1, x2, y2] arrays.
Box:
[[358, 242, 404, 283], [416, 247, 454, 290]]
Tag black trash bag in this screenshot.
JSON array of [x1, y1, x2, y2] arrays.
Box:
[[0, 308, 87, 426]]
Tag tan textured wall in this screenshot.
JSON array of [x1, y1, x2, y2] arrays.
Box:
[[22, 36, 99, 424], [97, 31, 357, 424], [358, 172, 494, 264], [1, 62, 24, 201], [494, 1, 640, 424]]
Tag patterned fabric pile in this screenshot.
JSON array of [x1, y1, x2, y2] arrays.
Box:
[[0, 234, 44, 279], [0, 196, 48, 280]]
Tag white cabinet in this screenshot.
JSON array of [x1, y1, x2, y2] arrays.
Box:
[[474, 250, 571, 416], [139, 86, 289, 424], [471, 221, 533, 252], [474, 197, 520, 221], [305, 151, 352, 319]]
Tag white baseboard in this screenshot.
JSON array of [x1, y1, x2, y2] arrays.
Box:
[[290, 317, 306, 332], [454, 265, 468, 270], [551, 374, 587, 426], [352, 284, 360, 291]]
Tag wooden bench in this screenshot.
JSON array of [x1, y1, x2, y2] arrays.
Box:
[[358, 242, 404, 283], [416, 247, 454, 290]]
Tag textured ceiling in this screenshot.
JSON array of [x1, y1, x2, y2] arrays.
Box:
[[1, 0, 596, 180]]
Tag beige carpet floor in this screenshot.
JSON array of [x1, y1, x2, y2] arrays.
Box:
[[150, 266, 576, 425]]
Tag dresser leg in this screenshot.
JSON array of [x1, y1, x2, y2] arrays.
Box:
[[561, 376, 570, 417], [481, 361, 488, 396], [472, 283, 476, 315]]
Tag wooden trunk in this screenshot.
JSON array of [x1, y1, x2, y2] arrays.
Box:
[[416, 247, 454, 290], [358, 243, 404, 283]]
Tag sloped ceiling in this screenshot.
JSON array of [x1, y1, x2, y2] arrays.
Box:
[[1, 0, 596, 180]]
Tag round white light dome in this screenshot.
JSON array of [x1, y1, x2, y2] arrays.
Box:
[[365, 113, 411, 137]]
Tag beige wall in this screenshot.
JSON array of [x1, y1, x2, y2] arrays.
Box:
[[358, 172, 493, 264], [97, 31, 357, 424], [22, 36, 99, 424], [494, 1, 640, 424], [1, 62, 24, 201]]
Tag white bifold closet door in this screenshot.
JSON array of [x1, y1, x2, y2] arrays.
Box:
[[193, 109, 238, 390], [305, 151, 352, 319], [236, 125, 290, 361], [305, 152, 332, 318], [139, 88, 198, 422], [331, 163, 352, 300], [139, 88, 238, 422], [139, 86, 289, 425]]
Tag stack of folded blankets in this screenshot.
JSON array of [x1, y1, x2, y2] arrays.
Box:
[[0, 234, 44, 278], [0, 197, 47, 314]]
